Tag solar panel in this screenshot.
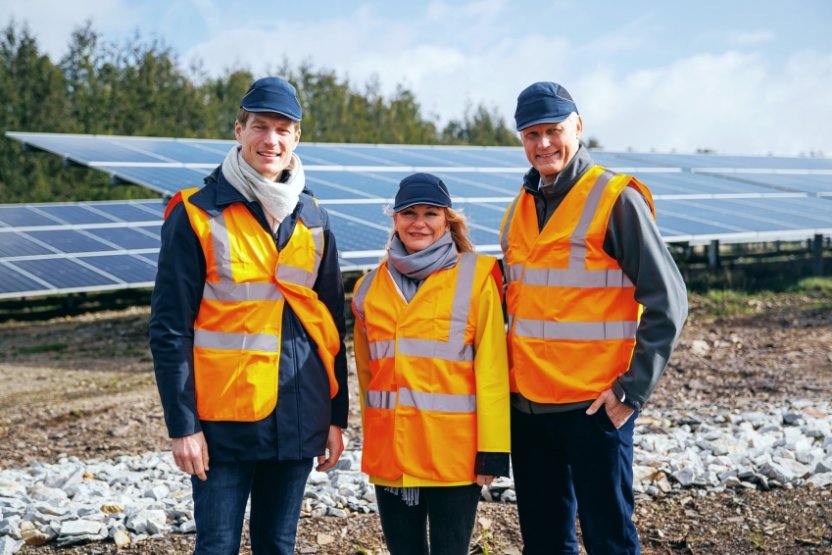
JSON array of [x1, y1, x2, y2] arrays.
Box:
[[2, 131, 831, 299]]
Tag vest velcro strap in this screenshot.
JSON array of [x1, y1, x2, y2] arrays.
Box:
[[522, 267, 633, 288], [398, 387, 476, 413], [365, 390, 397, 410], [194, 329, 279, 352], [514, 319, 638, 340], [397, 338, 474, 362], [203, 281, 283, 302], [368, 340, 396, 361]]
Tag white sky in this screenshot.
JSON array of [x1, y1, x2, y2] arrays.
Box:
[[5, 0, 832, 156]]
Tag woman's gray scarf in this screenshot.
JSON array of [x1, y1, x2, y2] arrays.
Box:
[[386, 231, 459, 303], [221, 145, 306, 232]]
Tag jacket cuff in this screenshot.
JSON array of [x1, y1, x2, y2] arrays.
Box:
[[612, 380, 642, 412], [475, 452, 510, 477]]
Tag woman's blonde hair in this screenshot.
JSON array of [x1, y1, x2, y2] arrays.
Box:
[[386, 205, 474, 254]]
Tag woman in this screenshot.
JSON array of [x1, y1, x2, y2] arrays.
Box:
[[352, 173, 510, 555]]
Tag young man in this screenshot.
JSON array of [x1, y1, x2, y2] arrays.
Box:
[[501, 81, 688, 554], [150, 76, 348, 555]]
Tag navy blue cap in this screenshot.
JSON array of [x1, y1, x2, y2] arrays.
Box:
[[240, 76, 302, 121], [393, 173, 452, 211], [514, 81, 578, 131]]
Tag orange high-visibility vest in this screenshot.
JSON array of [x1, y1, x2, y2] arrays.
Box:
[[178, 188, 340, 422], [499, 166, 655, 404], [352, 253, 500, 482]]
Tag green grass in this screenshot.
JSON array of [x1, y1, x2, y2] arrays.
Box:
[[16, 342, 68, 355], [694, 276, 832, 318]]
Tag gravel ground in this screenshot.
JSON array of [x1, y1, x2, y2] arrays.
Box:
[[1, 294, 831, 554]]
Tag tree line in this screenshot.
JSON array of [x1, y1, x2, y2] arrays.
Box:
[[0, 21, 519, 203]]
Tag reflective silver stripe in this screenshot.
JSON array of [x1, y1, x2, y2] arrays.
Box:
[[352, 268, 378, 323], [203, 281, 283, 302], [309, 226, 325, 281], [397, 338, 474, 361], [506, 264, 523, 284], [368, 340, 395, 361], [194, 329, 279, 351], [398, 387, 476, 413], [514, 319, 638, 340], [365, 390, 396, 410], [208, 215, 234, 281], [276, 265, 315, 288], [522, 267, 633, 288], [500, 193, 522, 256], [569, 170, 614, 265]]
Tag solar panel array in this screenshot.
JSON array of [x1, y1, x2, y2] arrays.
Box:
[[3, 131, 832, 299]]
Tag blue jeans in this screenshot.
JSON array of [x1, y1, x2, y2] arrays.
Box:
[[511, 407, 639, 555], [375, 484, 482, 555], [191, 459, 313, 555]]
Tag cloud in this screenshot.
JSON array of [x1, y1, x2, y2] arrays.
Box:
[[576, 50, 832, 156]]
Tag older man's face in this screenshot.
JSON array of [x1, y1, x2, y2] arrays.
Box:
[[520, 115, 583, 176]]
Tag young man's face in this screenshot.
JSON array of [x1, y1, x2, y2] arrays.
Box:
[[520, 115, 583, 177], [234, 112, 301, 180]]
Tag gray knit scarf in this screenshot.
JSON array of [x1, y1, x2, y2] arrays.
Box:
[[221, 145, 306, 232], [386, 231, 459, 303]]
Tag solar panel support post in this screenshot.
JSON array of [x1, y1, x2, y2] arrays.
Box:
[[708, 239, 721, 270], [812, 233, 824, 276]]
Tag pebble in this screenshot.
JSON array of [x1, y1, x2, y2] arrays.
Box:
[[0, 401, 831, 552]]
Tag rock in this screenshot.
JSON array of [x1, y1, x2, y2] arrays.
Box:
[[60, 519, 105, 536], [806, 473, 832, 488], [0, 537, 24, 555], [316, 533, 335, 545], [20, 521, 52, 545], [112, 529, 131, 547], [690, 340, 710, 356]]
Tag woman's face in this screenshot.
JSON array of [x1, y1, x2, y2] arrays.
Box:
[[393, 204, 449, 253]]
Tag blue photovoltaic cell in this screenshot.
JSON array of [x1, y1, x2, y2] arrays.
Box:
[[641, 172, 779, 196], [310, 172, 400, 199], [0, 206, 63, 227], [0, 233, 56, 257], [85, 227, 161, 249], [0, 264, 44, 294], [23, 134, 165, 163], [615, 152, 832, 171], [11, 258, 118, 288], [659, 200, 796, 233], [434, 172, 520, 197], [90, 201, 165, 221], [80, 254, 158, 283], [33, 204, 117, 225], [25, 230, 115, 254], [99, 165, 209, 195], [138, 252, 159, 265], [705, 173, 832, 196], [457, 202, 509, 230], [111, 138, 226, 164]]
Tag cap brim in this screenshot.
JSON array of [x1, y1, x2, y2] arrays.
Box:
[[393, 200, 451, 212], [243, 106, 300, 121], [517, 114, 572, 131]]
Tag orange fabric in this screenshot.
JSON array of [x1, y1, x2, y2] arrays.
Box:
[[179, 188, 339, 421], [355, 256, 499, 482], [163, 191, 184, 220], [502, 167, 655, 403]]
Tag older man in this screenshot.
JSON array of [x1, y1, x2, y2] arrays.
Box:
[[500, 81, 688, 554], [150, 76, 348, 555]]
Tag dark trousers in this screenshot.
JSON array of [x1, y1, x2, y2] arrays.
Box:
[[511, 407, 639, 555], [191, 459, 312, 555], [375, 483, 482, 555]]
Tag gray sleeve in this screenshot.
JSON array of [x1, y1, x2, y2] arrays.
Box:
[[604, 186, 688, 408]]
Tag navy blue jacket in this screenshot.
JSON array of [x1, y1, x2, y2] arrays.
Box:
[[149, 167, 349, 462]]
